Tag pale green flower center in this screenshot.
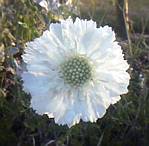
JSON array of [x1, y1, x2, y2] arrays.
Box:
[[61, 56, 92, 87]]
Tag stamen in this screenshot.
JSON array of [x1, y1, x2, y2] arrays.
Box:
[[61, 56, 92, 87]]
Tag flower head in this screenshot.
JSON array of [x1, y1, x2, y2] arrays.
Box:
[[22, 17, 130, 127], [33, 0, 60, 11]]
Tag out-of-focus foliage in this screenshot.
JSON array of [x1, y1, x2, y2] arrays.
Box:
[[0, 0, 149, 146]]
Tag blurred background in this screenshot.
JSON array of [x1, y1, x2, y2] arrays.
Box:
[[0, 0, 149, 146]]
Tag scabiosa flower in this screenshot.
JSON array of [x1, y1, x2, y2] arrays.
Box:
[[33, 0, 60, 11], [33, 0, 78, 14], [22, 17, 130, 127]]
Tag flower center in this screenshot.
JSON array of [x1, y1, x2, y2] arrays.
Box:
[[60, 56, 92, 87]]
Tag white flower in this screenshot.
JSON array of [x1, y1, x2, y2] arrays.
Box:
[[33, 0, 60, 11], [22, 17, 130, 127]]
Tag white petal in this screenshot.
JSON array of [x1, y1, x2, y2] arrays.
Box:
[[111, 96, 121, 104], [22, 72, 50, 95], [39, 0, 48, 11], [74, 18, 97, 34], [87, 26, 116, 59]]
